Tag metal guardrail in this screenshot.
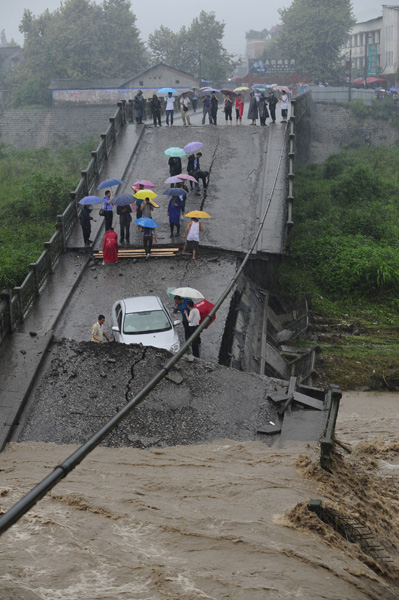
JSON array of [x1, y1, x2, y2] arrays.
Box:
[[286, 92, 312, 240], [0, 101, 128, 343]]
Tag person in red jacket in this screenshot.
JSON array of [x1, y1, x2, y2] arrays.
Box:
[[235, 93, 244, 125], [102, 227, 118, 265]]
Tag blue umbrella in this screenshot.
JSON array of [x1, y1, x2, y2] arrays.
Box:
[[162, 188, 187, 196], [157, 87, 177, 95], [135, 217, 159, 228], [78, 195, 104, 205], [114, 193, 134, 206], [97, 178, 125, 190]]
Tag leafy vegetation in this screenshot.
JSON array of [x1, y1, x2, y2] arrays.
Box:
[[272, 145, 399, 389], [148, 12, 239, 82], [278, 0, 355, 83], [0, 138, 96, 289], [5, 0, 148, 106]]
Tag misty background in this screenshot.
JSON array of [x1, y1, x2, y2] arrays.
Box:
[[1, 0, 382, 57]]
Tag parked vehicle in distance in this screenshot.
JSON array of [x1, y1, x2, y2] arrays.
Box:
[[111, 296, 180, 353]]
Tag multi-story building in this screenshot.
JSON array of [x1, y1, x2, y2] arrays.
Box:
[[343, 5, 399, 85]]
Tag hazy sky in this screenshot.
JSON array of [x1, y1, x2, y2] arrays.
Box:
[[1, 0, 383, 57]]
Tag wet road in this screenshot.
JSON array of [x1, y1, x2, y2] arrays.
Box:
[[112, 124, 270, 253], [54, 254, 238, 362]]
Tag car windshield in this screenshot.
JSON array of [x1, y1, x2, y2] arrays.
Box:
[[123, 309, 171, 334]]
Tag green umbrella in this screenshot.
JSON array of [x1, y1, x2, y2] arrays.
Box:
[[164, 147, 186, 157]]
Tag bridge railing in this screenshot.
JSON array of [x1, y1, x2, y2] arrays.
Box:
[[286, 92, 312, 242], [0, 101, 128, 343]]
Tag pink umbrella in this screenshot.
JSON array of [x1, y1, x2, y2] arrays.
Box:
[[177, 173, 198, 183], [275, 86, 291, 93], [133, 180, 156, 188], [165, 176, 184, 184]]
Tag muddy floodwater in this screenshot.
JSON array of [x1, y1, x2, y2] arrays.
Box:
[[1, 392, 399, 599]]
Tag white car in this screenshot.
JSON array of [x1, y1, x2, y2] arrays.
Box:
[[111, 296, 181, 353]]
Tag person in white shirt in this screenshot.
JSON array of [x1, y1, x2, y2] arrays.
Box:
[[91, 315, 109, 343], [280, 92, 289, 123], [184, 300, 201, 357], [165, 91, 175, 126], [182, 217, 203, 260], [180, 92, 191, 125]]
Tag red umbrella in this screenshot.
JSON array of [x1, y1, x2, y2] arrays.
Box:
[[220, 89, 237, 97], [195, 299, 216, 328]]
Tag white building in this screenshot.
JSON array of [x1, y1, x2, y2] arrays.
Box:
[[343, 5, 399, 84]]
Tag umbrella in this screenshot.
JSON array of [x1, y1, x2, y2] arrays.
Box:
[[171, 287, 205, 301], [233, 86, 249, 92], [97, 178, 124, 190], [164, 147, 186, 157], [275, 86, 291, 93], [194, 299, 216, 328], [133, 180, 156, 188], [134, 189, 158, 200], [390, 87, 399, 92], [157, 87, 177, 95], [135, 217, 159, 228], [201, 87, 220, 93], [185, 210, 211, 218], [113, 193, 134, 206], [177, 173, 198, 183], [220, 89, 236, 96], [183, 141, 203, 153], [165, 176, 184, 184], [78, 195, 104, 205], [162, 188, 187, 197]]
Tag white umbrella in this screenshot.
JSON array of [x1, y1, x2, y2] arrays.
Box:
[[171, 287, 205, 300]]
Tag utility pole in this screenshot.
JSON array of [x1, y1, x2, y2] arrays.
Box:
[[348, 45, 352, 101], [364, 32, 368, 87]]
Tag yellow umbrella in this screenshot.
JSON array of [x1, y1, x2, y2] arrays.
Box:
[[233, 86, 249, 92], [134, 189, 158, 200], [185, 210, 211, 219], [149, 199, 159, 207]]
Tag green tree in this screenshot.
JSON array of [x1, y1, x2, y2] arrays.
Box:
[[148, 11, 239, 82], [278, 0, 355, 82], [8, 0, 146, 106], [246, 29, 269, 41]]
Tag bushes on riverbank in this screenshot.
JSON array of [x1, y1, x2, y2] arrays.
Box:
[[0, 139, 96, 289], [277, 146, 399, 308]]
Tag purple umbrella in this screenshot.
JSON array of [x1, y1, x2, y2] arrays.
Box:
[[183, 141, 204, 154], [165, 176, 184, 184]]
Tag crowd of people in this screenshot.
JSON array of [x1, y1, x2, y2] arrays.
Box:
[[131, 87, 290, 128]]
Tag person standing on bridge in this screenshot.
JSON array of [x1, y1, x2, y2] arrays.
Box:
[[79, 204, 96, 246], [184, 300, 201, 358], [267, 90, 278, 123], [258, 92, 269, 126], [280, 91, 289, 123], [247, 91, 258, 125], [102, 227, 118, 265], [201, 94, 212, 124], [182, 217, 203, 260], [91, 315, 109, 343], [117, 204, 132, 245], [150, 94, 162, 126], [210, 91, 219, 125], [142, 223, 158, 259], [235, 93, 244, 125], [168, 156, 182, 187], [133, 90, 145, 124], [180, 92, 191, 126], [103, 190, 114, 231], [165, 91, 175, 126]]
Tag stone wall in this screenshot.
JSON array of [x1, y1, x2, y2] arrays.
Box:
[[307, 103, 398, 164], [0, 105, 117, 150]]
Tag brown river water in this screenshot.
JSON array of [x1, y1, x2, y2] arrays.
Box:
[[1, 391, 398, 599]]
